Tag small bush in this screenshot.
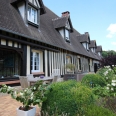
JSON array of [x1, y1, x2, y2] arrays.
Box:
[[97, 67, 114, 83], [81, 74, 106, 87], [84, 105, 116, 116], [41, 80, 95, 116]]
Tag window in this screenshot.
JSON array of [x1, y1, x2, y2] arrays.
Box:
[[82, 43, 86, 49], [31, 51, 39, 72], [28, 6, 37, 24], [82, 42, 89, 50], [0, 50, 21, 79], [58, 28, 70, 42], [98, 52, 101, 56], [87, 43, 89, 50], [66, 55, 72, 64], [65, 29, 69, 41]]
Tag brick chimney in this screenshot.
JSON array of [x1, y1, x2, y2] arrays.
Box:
[[62, 11, 70, 17], [85, 32, 89, 35]]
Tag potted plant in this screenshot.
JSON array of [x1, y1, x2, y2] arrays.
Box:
[[64, 64, 77, 81], [0, 81, 49, 116]]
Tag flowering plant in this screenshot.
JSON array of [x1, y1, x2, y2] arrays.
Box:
[[0, 81, 50, 111]]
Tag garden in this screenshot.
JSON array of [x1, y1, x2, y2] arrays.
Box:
[[0, 67, 116, 116]]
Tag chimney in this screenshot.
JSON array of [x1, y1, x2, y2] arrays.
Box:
[[85, 32, 89, 35], [62, 11, 70, 17]]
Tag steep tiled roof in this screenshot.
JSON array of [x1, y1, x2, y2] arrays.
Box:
[[53, 17, 68, 29], [96, 46, 102, 52], [0, 0, 101, 60], [52, 15, 73, 32], [77, 33, 90, 43], [89, 40, 97, 48]]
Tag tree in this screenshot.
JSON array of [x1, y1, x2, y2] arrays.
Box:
[[102, 50, 116, 58], [100, 54, 116, 74]]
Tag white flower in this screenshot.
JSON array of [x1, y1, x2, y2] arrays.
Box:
[[34, 87, 36, 90], [104, 71, 108, 76], [106, 77, 108, 79], [112, 80, 116, 83], [107, 84, 110, 86], [104, 72, 106, 76], [20, 92, 23, 96], [7, 86, 12, 89], [106, 87, 109, 90], [111, 88, 114, 91], [111, 83, 116, 86], [31, 92, 33, 96]]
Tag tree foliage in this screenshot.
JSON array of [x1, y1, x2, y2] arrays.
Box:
[[100, 55, 116, 74], [102, 50, 116, 58]]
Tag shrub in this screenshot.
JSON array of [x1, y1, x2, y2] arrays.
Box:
[[0, 81, 49, 111], [81, 74, 106, 87], [84, 105, 116, 116], [41, 80, 95, 116], [97, 67, 114, 83]]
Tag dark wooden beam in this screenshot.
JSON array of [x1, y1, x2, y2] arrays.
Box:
[[0, 45, 23, 52], [21, 45, 27, 76], [0, 34, 59, 52]]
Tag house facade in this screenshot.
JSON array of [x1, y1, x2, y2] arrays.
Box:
[[0, 0, 102, 83]]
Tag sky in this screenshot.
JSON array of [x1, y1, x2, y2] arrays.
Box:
[[43, 0, 116, 51]]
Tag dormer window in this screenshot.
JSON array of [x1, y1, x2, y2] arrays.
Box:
[[58, 28, 70, 42], [28, 6, 37, 24], [82, 42, 89, 51], [98, 52, 101, 56], [65, 29, 70, 42], [91, 48, 95, 53], [53, 11, 73, 43]]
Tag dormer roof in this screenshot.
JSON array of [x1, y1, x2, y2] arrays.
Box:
[[77, 32, 90, 43], [96, 46, 102, 52], [89, 40, 97, 48], [52, 11, 73, 32], [10, 0, 46, 15]]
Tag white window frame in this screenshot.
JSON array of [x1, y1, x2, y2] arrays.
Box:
[[28, 5, 37, 24], [31, 51, 40, 72]]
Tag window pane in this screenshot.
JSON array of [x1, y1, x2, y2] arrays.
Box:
[[31, 52, 39, 71], [28, 6, 37, 24]]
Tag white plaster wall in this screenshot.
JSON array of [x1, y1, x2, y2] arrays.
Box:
[[17, 2, 25, 20], [19, 44, 21, 48], [39, 51, 43, 72], [8, 41, 12, 47], [44, 50, 48, 76], [14, 42, 18, 48], [82, 43, 86, 49], [1, 39, 6, 45], [59, 29, 64, 39]]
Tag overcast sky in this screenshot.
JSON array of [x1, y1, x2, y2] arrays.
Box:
[[43, 0, 116, 51]]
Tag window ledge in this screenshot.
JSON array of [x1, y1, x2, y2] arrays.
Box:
[[28, 21, 39, 28]]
